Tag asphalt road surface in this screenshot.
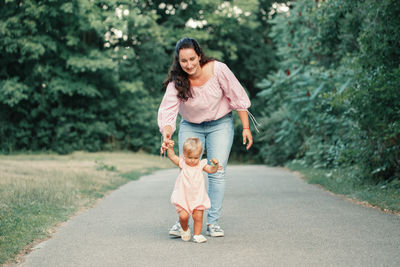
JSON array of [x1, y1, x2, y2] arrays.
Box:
[[20, 166, 400, 267]]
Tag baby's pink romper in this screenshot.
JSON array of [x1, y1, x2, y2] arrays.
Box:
[[171, 157, 211, 214]]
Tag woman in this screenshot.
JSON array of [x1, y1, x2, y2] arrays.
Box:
[[158, 37, 253, 237]]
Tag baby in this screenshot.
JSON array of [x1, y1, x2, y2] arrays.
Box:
[[166, 137, 221, 243]]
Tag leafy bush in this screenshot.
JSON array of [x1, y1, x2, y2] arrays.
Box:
[[0, 0, 168, 154], [345, 67, 400, 181], [0, 0, 275, 157], [256, 0, 400, 181]]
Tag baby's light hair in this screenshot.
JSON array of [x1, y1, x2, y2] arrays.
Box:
[[182, 137, 202, 156]]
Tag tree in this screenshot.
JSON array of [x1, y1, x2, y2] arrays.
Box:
[[0, 0, 280, 157], [0, 0, 166, 153], [256, 0, 400, 181]]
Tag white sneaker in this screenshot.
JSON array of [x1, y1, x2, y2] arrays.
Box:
[[206, 224, 224, 237], [180, 228, 191, 241], [168, 221, 182, 237], [193, 235, 207, 243]]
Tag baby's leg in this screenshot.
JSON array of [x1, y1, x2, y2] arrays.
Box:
[[179, 210, 190, 231], [192, 209, 204, 235]]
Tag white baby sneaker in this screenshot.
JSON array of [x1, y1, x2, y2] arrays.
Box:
[[180, 228, 191, 241], [193, 235, 207, 243]]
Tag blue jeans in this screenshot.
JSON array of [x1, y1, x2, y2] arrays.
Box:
[[178, 112, 234, 225]]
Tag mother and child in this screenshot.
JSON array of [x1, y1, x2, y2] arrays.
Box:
[[158, 37, 254, 243]]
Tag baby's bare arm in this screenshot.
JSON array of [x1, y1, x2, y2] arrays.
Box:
[[166, 140, 180, 167]]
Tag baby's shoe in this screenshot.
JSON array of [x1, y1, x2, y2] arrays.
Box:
[[180, 228, 191, 241], [192, 235, 207, 243]]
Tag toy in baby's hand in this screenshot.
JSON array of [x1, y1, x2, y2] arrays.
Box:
[[210, 158, 223, 171]]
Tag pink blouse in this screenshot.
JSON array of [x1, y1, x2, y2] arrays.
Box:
[[158, 61, 251, 133]]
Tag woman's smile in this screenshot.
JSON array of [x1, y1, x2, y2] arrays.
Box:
[[179, 48, 201, 76]]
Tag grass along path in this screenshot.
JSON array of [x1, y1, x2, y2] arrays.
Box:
[[287, 161, 400, 215], [0, 151, 173, 265]]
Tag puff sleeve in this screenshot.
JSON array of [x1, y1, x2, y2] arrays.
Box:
[[178, 156, 185, 169], [217, 62, 251, 111], [200, 159, 208, 170], [157, 82, 181, 134]]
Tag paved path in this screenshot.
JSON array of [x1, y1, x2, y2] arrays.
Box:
[[21, 166, 400, 267]]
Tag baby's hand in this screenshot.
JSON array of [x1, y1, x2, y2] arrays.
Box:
[[167, 140, 175, 149], [211, 158, 223, 171]]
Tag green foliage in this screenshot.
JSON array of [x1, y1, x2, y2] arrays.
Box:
[[0, 0, 276, 158], [0, 78, 29, 106], [256, 0, 400, 182], [345, 67, 400, 181], [0, 0, 169, 154], [343, 0, 400, 181]]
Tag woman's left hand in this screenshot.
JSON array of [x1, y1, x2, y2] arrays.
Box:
[[243, 129, 253, 150]]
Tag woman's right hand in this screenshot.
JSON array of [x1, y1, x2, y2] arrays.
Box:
[[160, 126, 173, 154]]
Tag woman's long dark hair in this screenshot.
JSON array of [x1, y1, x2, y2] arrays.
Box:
[[162, 37, 214, 101]]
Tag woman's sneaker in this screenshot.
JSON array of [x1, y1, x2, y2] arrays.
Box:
[[168, 221, 182, 237], [180, 228, 191, 241], [193, 235, 207, 243], [206, 224, 224, 237]]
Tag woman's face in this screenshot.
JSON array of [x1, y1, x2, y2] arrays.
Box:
[[178, 48, 201, 76]]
